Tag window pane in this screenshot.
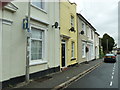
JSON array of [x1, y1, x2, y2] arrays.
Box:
[[31, 27, 44, 61], [31, 0, 41, 8], [71, 16, 74, 27], [31, 40, 42, 60], [31, 0, 45, 10], [31, 28, 43, 39], [41, 1, 45, 9]]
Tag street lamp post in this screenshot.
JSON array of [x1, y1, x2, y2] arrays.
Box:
[[25, 0, 31, 83]]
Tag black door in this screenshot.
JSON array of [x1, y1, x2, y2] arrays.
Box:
[[61, 43, 66, 67]]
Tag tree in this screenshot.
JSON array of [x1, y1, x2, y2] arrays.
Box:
[[101, 33, 115, 54]]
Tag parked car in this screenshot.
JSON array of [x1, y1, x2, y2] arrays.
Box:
[[117, 50, 120, 55], [104, 54, 116, 63]]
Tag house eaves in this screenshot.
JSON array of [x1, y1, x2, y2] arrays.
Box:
[[95, 32, 100, 36], [77, 13, 96, 31], [4, 2, 18, 12]]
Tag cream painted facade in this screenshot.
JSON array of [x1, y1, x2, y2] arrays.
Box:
[[1, 1, 60, 82], [77, 13, 96, 63], [60, 1, 78, 68]]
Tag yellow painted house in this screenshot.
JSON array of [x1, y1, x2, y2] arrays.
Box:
[[60, 0, 78, 68]]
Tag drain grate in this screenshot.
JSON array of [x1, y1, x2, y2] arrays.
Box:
[[34, 76, 52, 82]]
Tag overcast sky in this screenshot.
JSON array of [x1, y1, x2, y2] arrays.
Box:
[[69, 0, 119, 44]]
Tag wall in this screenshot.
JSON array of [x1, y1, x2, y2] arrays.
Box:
[[60, 1, 77, 67], [1, 1, 60, 82], [77, 16, 88, 63]]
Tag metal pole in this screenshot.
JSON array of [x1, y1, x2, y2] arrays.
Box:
[[26, 0, 31, 83], [0, 3, 3, 88]]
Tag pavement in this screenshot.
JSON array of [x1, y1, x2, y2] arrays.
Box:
[[11, 59, 103, 89]]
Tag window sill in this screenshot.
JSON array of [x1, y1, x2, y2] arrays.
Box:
[[82, 56, 86, 59], [31, 4, 47, 14], [71, 58, 76, 61], [30, 60, 47, 66]]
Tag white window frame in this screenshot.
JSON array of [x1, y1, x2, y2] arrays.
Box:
[[71, 42, 75, 59], [31, 0, 47, 13], [82, 42, 86, 58], [82, 22, 86, 34], [29, 25, 47, 66]]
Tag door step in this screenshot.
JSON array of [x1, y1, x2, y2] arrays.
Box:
[[61, 67, 68, 71]]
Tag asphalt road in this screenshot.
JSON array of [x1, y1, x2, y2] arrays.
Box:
[[66, 55, 119, 88]]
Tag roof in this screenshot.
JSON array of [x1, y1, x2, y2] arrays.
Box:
[[95, 32, 100, 36], [77, 13, 96, 31]]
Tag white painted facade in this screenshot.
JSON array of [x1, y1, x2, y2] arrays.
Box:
[[1, 1, 60, 82], [77, 13, 96, 63], [94, 32, 100, 59]]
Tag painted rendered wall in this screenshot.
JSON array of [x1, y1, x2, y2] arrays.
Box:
[[94, 33, 99, 59], [77, 17, 88, 63], [77, 14, 96, 63], [2, 2, 28, 81], [2, 1, 60, 82], [60, 1, 77, 67]]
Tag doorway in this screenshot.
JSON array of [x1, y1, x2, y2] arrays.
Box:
[[61, 40, 66, 67]]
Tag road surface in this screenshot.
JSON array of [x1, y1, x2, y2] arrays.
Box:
[[66, 55, 119, 88]]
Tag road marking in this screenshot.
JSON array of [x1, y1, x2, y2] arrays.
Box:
[[114, 65, 115, 68], [111, 76, 113, 79], [113, 67, 115, 70], [110, 81, 113, 86], [113, 69, 114, 72], [114, 64, 116, 67], [112, 72, 114, 75]]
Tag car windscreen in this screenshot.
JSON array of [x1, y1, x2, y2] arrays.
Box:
[[105, 54, 115, 56]]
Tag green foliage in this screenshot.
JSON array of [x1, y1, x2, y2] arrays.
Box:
[[101, 33, 115, 54]]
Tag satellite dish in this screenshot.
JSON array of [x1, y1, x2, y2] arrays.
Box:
[[69, 27, 76, 32]]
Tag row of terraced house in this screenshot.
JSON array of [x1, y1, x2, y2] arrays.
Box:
[[0, 0, 100, 87]]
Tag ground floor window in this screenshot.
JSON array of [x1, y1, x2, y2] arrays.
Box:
[[31, 27, 44, 61], [71, 41, 75, 58], [82, 42, 86, 58]]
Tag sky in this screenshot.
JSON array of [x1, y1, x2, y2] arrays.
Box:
[[69, 0, 119, 45]]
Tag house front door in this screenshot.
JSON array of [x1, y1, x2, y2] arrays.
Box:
[[61, 41, 66, 67]]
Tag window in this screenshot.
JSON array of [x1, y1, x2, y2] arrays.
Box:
[[82, 23, 84, 31], [82, 42, 86, 58], [91, 30, 93, 39], [82, 22, 86, 34], [31, 0, 45, 10], [71, 42, 75, 58], [71, 15, 74, 27], [31, 27, 44, 61]]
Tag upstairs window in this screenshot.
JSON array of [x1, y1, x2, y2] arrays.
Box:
[[71, 15, 74, 27], [91, 30, 93, 39], [82, 22, 86, 34], [31, 0, 45, 10]]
